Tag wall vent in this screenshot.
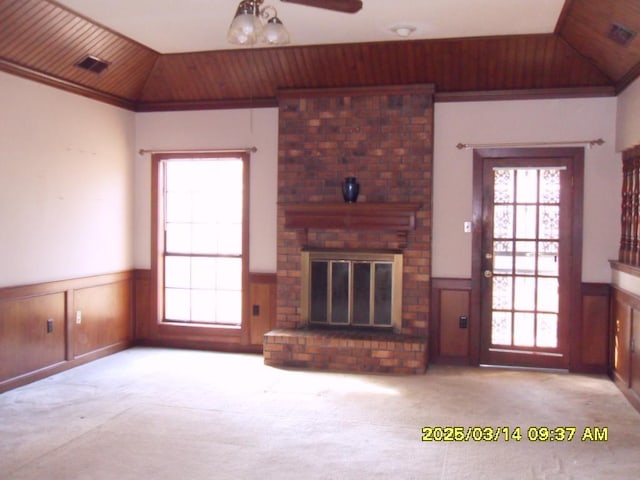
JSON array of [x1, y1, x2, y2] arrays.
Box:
[[608, 23, 636, 46], [75, 55, 110, 74]]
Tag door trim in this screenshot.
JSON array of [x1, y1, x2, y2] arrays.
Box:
[[470, 147, 584, 369]]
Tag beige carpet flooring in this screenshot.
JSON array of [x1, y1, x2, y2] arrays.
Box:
[[1, 347, 639, 479]]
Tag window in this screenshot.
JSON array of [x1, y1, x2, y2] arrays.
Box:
[[153, 152, 249, 327]]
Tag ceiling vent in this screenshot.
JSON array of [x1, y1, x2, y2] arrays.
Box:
[[608, 23, 636, 46], [75, 55, 110, 74]]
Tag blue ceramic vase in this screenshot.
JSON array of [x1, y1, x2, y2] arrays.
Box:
[[342, 177, 360, 203]]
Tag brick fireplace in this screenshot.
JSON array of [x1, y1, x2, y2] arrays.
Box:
[[264, 84, 434, 374]]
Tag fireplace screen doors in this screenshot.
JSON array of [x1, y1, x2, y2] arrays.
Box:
[[301, 251, 403, 331]]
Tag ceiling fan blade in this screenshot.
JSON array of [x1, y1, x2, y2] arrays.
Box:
[[280, 0, 363, 14]]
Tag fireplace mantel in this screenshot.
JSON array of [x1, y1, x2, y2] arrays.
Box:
[[280, 202, 421, 247]]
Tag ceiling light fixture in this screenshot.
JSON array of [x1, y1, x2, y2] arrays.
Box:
[[390, 25, 416, 38], [227, 0, 290, 46]]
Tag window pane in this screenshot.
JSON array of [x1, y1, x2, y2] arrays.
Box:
[[191, 224, 218, 254], [191, 257, 216, 289], [166, 162, 193, 191], [492, 312, 512, 345], [537, 314, 558, 348], [516, 205, 537, 239], [166, 192, 192, 223], [516, 169, 538, 203], [191, 289, 215, 322], [538, 242, 559, 276], [216, 290, 242, 325], [216, 257, 242, 290], [492, 276, 513, 310], [217, 224, 242, 255], [165, 256, 190, 288], [540, 169, 560, 204], [514, 312, 535, 347], [537, 277, 559, 312], [494, 205, 514, 239], [515, 241, 536, 275], [165, 288, 190, 321], [493, 241, 513, 274], [539, 206, 559, 239], [514, 276, 535, 310], [192, 191, 217, 223], [494, 169, 514, 203], [166, 223, 192, 253]]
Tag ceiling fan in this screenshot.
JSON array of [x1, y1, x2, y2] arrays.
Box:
[[280, 0, 363, 14]]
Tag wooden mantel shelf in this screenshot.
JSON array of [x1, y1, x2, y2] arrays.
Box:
[[280, 202, 421, 247]]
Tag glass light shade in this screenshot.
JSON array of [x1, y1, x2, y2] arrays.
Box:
[[262, 17, 290, 45], [227, 12, 263, 45]]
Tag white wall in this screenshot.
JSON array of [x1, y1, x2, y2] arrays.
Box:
[[433, 97, 620, 283], [616, 77, 640, 152], [134, 97, 619, 283], [0, 72, 135, 288], [134, 108, 278, 273], [0, 71, 624, 287]]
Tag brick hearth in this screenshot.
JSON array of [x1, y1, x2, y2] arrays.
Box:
[[264, 329, 427, 374], [267, 84, 434, 374]]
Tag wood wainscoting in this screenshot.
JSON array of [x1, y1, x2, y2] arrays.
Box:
[[430, 278, 472, 365], [134, 270, 276, 352], [430, 278, 610, 372], [610, 261, 640, 412], [574, 282, 610, 374], [0, 271, 134, 393]]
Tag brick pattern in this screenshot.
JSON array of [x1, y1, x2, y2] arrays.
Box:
[[264, 329, 427, 375], [272, 85, 434, 373]]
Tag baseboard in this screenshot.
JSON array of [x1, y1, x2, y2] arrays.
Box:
[[0, 341, 133, 394]]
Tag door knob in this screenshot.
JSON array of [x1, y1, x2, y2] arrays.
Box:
[[483, 270, 493, 278]]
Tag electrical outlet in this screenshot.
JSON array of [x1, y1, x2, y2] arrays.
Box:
[[463, 221, 472, 233], [76, 310, 82, 324]]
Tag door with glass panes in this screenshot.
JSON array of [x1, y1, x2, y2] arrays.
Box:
[[475, 148, 582, 369]]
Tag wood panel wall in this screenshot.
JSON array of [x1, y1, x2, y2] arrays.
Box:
[[430, 278, 472, 365], [610, 282, 640, 413], [249, 273, 277, 346], [575, 283, 610, 374], [0, 271, 134, 393], [430, 278, 610, 372]]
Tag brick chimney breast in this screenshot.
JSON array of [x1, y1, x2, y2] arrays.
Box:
[[275, 84, 434, 351]]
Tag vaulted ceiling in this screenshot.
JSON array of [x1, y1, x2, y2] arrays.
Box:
[[1, 0, 639, 111]]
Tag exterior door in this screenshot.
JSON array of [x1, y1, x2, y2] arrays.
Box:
[[473, 148, 583, 369]]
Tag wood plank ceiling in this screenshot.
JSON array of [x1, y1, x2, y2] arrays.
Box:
[[0, 0, 639, 111]]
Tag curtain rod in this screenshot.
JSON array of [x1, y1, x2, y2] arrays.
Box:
[[456, 138, 605, 150], [138, 146, 257, 156]]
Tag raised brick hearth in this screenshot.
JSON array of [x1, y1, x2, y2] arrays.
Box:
[[267, 84, 434, 374], [264, 329, 427, 374]]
